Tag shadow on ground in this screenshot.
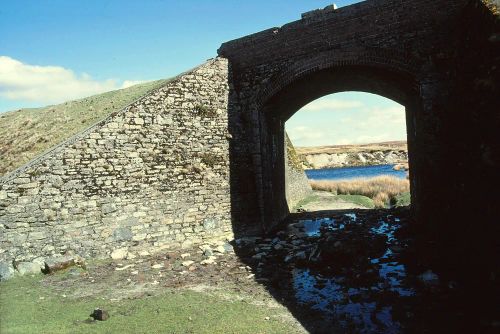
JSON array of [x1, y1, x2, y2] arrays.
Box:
[[231, 207, 499, 333]]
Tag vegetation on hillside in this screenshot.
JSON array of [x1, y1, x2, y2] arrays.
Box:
[[285, 133, 304, 172], [0, 79, 169, 176], [310, 176, 410, 208], [295, 141, 407, 156]]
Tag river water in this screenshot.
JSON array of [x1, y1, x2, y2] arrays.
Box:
[[305, 164, 407, 181]]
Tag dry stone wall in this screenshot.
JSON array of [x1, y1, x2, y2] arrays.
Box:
[[285, 135, 311, 210], [0, 58, 234, 267]]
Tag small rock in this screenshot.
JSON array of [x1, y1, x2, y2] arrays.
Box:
[[90, 308, 110, 321], [15, 261, 42, 276], [200, 256, 216, 265], [115, 264, 134, 271], [180, 253, 191, 259], [0, 262, 15, 281], [214, 245, 226, 254], [111, 248, 128, 260], [151, 263, 164, 269], [182, 260, 194, 267], [203, 248, 214, 257], [264, 316, 270, 321], [223, 243, 234, 253], [295, 251, 307, 260], [418, 270, 439, 286], [112, 227, 133, 242]]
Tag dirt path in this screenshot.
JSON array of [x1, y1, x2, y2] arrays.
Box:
[[297, 191, 367, 212]]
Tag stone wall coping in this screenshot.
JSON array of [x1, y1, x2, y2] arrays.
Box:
[[218, 0, 383, 56]]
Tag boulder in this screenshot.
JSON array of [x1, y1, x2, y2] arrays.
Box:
[[16, 261, 43, 275], [44, 255, 80, 273]]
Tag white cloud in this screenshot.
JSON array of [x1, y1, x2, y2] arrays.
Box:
[[300, 97, 364, 112], [287, 126, 327, 144], [285, 94, 407, 147], [0, 56, 146, 106]]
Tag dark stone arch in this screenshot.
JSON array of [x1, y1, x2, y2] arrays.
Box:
[[221, 1, 499, 293], [254, 48, 421, 110], [255, 61, 422, 229]]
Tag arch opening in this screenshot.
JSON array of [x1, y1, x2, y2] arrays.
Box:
[[286, 91, 410, 214], [256, 65, 422, 229]]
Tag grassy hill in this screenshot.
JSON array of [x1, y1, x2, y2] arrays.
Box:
[[0, 79, 169, 176], [295, 141, 407, 156]]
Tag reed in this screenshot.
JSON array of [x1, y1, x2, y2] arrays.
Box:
[[310, 176, 410, 208]]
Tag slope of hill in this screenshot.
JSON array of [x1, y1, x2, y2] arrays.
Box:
[[296, 141, 408, 169], [0, 79, 169, 176]]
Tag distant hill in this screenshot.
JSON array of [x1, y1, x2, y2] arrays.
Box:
[[296, 141, 407, 155], [0, 79, 169, 176], [296, 141, 408, 169]]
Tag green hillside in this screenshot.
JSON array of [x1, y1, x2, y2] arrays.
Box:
[[0, 79, 169, 176]]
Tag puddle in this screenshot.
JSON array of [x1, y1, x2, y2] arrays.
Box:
[[293, 268, 402, 333], [297, 218, 345, 237], [288, 214, 413, 332]]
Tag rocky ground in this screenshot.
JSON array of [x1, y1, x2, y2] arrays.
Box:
[[17, 207, 498, 333], [295, 191, 367, 211]]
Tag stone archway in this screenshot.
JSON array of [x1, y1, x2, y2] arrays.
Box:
[[255, 59, 421, 229]]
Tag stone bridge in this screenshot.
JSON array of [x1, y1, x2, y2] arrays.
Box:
[[1, 0, 498, 273]]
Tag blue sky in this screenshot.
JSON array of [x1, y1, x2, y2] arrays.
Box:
[[0, 0, 407, 146]]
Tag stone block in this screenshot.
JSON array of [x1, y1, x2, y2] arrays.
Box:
[[0, 262, 15, 281], [112, 227, 133, 241], [16, 261, 43, 275]]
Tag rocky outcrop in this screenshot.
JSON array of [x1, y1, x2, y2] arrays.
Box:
[[301, 150, 408, 169]]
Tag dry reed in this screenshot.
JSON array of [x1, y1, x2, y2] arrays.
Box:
[[310, 176, 410, 208]]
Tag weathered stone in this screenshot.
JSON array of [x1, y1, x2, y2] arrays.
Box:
[[0, 262, 15, 281], [200, 256, 217, 265], [44, 255, 79, 273], [112, 227, 133, 241], [15, 261, 42, 275], [214, 245, 226, 254], [101, 203, 117, 215], [110, 248, 128, 260]]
